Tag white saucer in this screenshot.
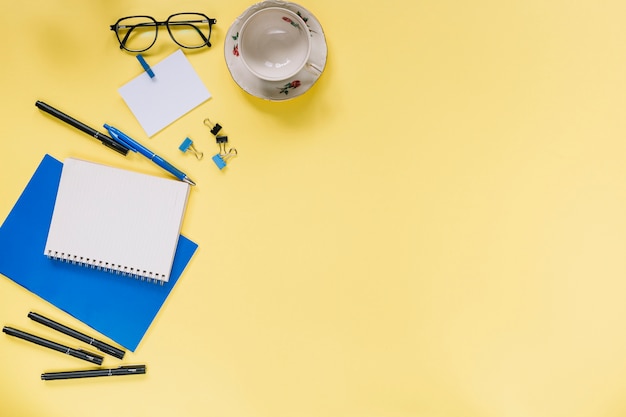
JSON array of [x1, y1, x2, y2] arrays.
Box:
[[225, 0, 328, 101]]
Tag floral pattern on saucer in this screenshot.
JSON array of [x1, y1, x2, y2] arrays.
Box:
[[225, 0, 328, 101], [278, 80, 302, 95]]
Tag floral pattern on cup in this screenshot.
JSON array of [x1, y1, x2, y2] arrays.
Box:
[[278, 80, 301, 95], [282, 16, 301, 29], [296, 11, 316, 34]]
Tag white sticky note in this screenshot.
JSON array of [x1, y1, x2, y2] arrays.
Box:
[[118, 49, 211, 137]]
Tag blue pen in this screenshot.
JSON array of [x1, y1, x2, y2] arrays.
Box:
[[104, 124, 195, 186]]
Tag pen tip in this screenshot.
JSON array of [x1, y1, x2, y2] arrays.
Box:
[[183, 178, 196, 186]]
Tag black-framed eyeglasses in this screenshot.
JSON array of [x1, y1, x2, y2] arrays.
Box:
[[110, 13, 216, 52]]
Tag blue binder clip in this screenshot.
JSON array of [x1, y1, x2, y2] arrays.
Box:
[[212, 136, 237, 170], [179, 137, 203, 160], [211, 154, 228, 170]]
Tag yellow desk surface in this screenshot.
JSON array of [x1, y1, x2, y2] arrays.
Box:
[[2, 1, 626, 416]]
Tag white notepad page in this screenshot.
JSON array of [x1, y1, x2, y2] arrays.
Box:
[[44, 158, 190, 283]]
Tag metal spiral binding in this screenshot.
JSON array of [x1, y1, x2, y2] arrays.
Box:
[[46, 250, 165, 284]]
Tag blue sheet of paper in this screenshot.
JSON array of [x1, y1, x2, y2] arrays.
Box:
[[0, 154, 198, 351]]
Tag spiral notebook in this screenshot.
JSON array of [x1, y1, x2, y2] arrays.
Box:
[[0, 154, 198, 350], [44, 157, 190, 283]]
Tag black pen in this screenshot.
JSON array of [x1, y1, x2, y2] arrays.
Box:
[[28, 312, 125, 359], [35, 100, 129, 156], [42, 365, 146, 381], [2, 326, 103, 365]]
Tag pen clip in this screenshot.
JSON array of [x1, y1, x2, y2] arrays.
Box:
[[77, 349, 104, 364], [118, 365, 147, 375], [104, 124, 137, 152], [120, 365, 146, 370]]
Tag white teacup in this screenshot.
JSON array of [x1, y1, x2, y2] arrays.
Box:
[[238, 7, 311, 82]]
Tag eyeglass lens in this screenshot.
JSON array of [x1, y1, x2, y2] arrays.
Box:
[[115, 16, 158, 52], [167, 13, 212, 49], [115, 13, 212, 52]]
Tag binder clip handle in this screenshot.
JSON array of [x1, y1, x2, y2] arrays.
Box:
[[212, 148, 237, 170], [203, 118, 222, 136]]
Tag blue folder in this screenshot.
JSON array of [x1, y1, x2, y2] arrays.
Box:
[[0, 154, 198, 351]]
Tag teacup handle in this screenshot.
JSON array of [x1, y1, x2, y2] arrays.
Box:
[[304, 62, 323, 76]]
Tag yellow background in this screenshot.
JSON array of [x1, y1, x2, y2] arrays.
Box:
[[2, 0, 626, 416]]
